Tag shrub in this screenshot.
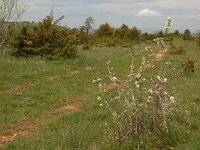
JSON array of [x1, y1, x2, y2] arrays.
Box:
[[94, 45, 177, 147], [36, 43, 53, 57], [183, 29, 192, 40], [93, 17, 186, 148], [55, 43, 77, 59], [169, 42, 185, 54], [11, 10, 78, 59], [11, 47, 37, 57], [182, 60, 195, 74]]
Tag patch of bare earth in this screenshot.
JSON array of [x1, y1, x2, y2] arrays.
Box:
[[106, 80, 125, 90], [0, 122, 33, 144], [0, 102, 82, 145], [0, 85, 23, 95], [153, 49, 167, 61], [71, 71, 80, 75], [154, 53, 163, 61], [46, 76, 58, 81], [84, 66, 96, 71], [54, 102, 82, 113]]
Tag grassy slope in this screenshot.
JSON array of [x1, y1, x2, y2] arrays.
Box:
[[0, 39, 199, 149]]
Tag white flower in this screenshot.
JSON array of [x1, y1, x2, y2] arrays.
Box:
[[92, 79, 96, 83], [142, 61, 145, 65], [136, 73, 141, 79], [165, 17, 173, 31], [164, 91, 168, 95], [106, 60, 111, 64], [145, 46, 152, 52], [112, 76, 118, 82], [166, 62, 171, 66], [92, 78, 101, 83], [185, 110, 191, 115], [98, 83, 103, 89], [135, 81, 140, 88], [148, 89, 153, 94], [164, 78, 167, 82], [100, 103, 103, 107], [170, 96, 175, 103], [156, 75, 161, 81], [97, 96, 101, 100], [114, 96, 119, 100]]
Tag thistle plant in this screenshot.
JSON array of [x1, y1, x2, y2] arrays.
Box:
[[93, 18, 178, 147]]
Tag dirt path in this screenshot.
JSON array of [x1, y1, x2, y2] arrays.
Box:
[[0, 85, 23, 95], [106, 50, 166, 90], [0, 102, 82, 146]]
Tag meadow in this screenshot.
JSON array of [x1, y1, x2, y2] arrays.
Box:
[[0, 38, 200, 149]]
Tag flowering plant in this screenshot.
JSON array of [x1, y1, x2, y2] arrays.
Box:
[[93, 18, 180, 147]]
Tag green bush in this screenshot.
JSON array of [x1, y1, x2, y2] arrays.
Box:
[[182, 60, 195, 74], [11, 11, 78, 59], [11, 47, 37, 57], [55, 43, 77, 59]]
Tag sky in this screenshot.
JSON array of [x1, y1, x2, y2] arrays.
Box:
[[21, 0, 200, 33]]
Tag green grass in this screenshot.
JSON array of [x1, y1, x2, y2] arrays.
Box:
[[0, 39, 200, 149], [0, 46, 144, 134]]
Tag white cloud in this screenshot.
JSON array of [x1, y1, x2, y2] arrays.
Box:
[[137, 8, 162, 17]]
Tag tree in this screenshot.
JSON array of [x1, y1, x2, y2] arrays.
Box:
[[129, 26, 141, 41], [115, 24, 130, 39], [96, 23, 113, 37], [0, 0, 29, 55], [183, 29, 192, 40], [174, 30, 179, 36], [82, 16, 95, 35]]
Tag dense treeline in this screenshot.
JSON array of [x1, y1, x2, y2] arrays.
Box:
[[6, 13, 199, 59]]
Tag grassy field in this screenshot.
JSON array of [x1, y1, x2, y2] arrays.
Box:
[[0, 39, 199, 149]]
